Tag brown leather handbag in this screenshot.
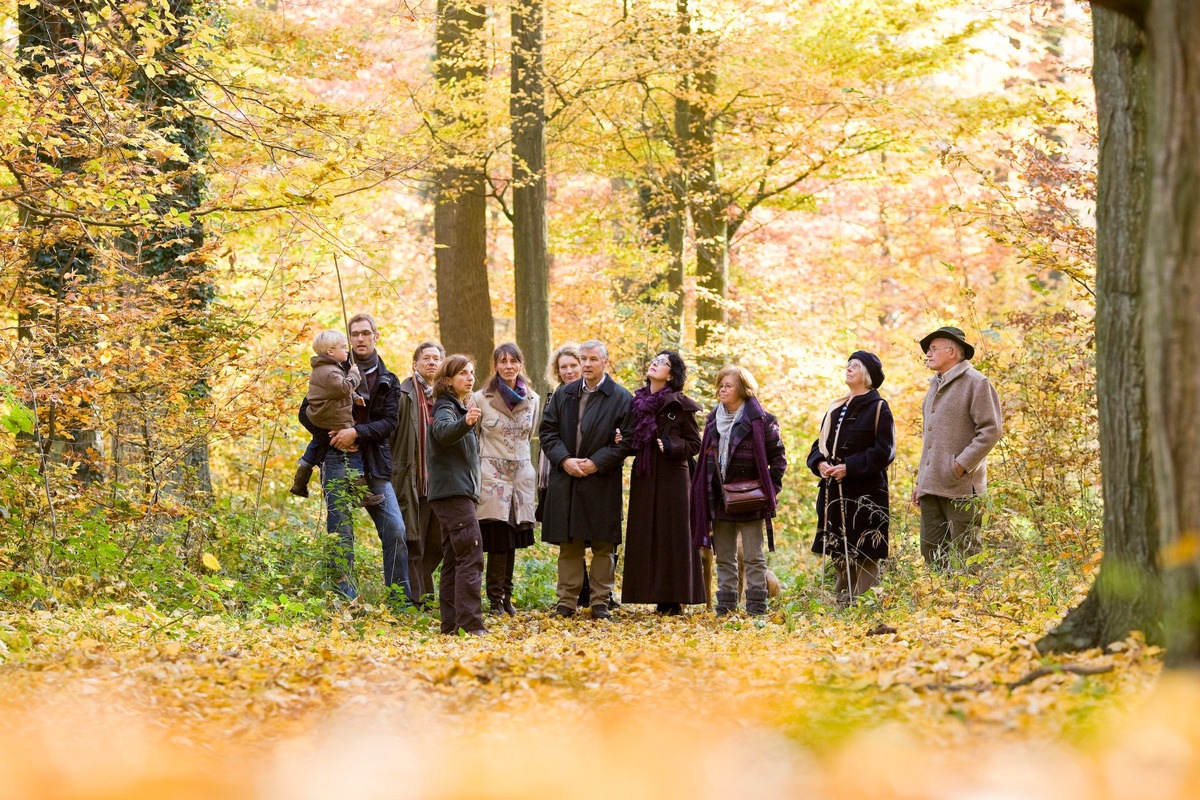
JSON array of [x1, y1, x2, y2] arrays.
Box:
[[721, 479, 767, 514]]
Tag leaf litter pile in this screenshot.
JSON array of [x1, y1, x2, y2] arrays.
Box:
[[0, 590, 1193, 799]]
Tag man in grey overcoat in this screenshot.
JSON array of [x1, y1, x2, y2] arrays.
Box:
[[911, 326, 1003, 570], [390, 340, 444, 606], [539, 340, 633, 619]]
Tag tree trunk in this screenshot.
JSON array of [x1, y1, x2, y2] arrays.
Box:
[[692, 65, 727, 350], [435, 0, 495, 364], [130, 0, 214, 499], [1038, 7, 1161, 653], [16, 0, 102, 486], [1140, 0, 1200, 665], [511, 0, 551, 399], [674, 0, 725, 351]]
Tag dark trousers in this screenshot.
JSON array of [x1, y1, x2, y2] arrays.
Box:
[[406, 498, 442, 605], [430, 496, 485, 635]]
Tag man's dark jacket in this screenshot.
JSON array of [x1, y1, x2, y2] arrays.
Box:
[[538, 375, 633, 545]]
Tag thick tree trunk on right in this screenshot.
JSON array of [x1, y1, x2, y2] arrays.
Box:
[[435, 0, 495, 364], [1140, 0, 1200, 666], [1038, 7, 1161, 653]]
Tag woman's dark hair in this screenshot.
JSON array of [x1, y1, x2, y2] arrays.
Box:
[[486, 342, 531, 392], [433, 354, 474, 399], [651, 349, 687, 392]]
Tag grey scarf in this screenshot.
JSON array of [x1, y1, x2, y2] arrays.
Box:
[[715, 402, 743, 481]]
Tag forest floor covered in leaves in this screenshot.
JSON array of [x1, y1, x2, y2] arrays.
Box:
[[0, 577, 1192, 800]]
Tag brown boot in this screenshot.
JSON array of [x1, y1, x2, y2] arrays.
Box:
[[354, 476, 383, 507], [290, 463, 313, 498]]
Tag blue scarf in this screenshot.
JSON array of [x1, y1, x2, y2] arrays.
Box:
[[498, 378, 527, 410]]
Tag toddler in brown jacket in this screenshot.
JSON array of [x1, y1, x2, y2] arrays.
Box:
[[290, 329, 382, 505]]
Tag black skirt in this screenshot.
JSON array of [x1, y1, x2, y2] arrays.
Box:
[[479, 520, 535, 553]]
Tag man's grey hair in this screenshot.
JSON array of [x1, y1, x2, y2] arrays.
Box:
[[949, 339, 967, 360], [579, 339, 609, 359]]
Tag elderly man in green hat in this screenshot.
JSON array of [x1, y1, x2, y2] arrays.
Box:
[[910, 326, 1003, 570]]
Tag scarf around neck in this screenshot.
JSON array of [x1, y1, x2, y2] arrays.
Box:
[[715, 402, 743, 480], [630, 385, 671, 475], [415, 371, 434, 399], [498, 377, 527, 410]]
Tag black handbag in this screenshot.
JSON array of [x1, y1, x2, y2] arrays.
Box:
[[721, 479, 767, 514]]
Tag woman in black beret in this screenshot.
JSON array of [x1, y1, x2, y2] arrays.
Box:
[[807, 351, 895, 606]]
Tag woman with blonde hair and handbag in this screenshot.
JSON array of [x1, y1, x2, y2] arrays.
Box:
[[689, 366, 787, 616]]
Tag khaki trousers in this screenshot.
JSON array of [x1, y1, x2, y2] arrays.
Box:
[[712, 520, 767, 597], [557, 541, 616, 611], [919, 495, 983, 570]]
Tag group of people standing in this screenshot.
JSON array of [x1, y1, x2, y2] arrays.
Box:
[[292, 314, 1003, 635]]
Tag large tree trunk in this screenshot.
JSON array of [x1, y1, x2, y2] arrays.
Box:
[[1039, 6, 1161, 653], [16, 0, 102, 486], [130, 0, 214, 499], [674, 0, 725, 350], [511, 0, 551, 399], [1139, 0, 1200, 665], [691, 65, 727, 350], [435, 0, 495, 364]]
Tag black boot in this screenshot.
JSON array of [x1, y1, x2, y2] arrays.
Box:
[[485, 552, 507, 614], [745, 588, 769, 617], [501, 550, 516, 615], [715, 589, 738, 617], [290, 463, 313, 498]]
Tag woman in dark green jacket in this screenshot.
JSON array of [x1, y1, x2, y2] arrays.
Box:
[[428, 354, 486, 635]]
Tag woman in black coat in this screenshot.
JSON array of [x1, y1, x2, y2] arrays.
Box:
[[622, 351, 704, 615], [428, 353, 486, 635], [807, 350, 895, 606]]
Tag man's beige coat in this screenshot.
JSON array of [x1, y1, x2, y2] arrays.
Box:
[[915, 360, 1002, 499]]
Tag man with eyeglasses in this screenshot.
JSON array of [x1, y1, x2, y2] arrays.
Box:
[[299, 312, 413, 607], [910, 326, 1003, 571]]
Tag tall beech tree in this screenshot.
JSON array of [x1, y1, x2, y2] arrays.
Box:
[[511, 0, 552, 398], [122, 0, 215, 497], [1045, 0, 1200, 664], [1038, 6, 1161, 654], [434, 0, 496, 364], [16, 0, 102, 484]]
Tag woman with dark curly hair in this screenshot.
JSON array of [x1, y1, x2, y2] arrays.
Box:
[[621, 350, 705, 615]]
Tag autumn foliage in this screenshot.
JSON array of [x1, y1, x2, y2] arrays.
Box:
[[0, 0, 1182, 790]]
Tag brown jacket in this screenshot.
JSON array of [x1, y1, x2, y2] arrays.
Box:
[[915, 360, 1002, 499], [305, 354, 362, 431]]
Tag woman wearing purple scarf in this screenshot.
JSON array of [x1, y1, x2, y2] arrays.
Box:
[[621, 350, 705, 615], [473, 343, 541, 615]]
